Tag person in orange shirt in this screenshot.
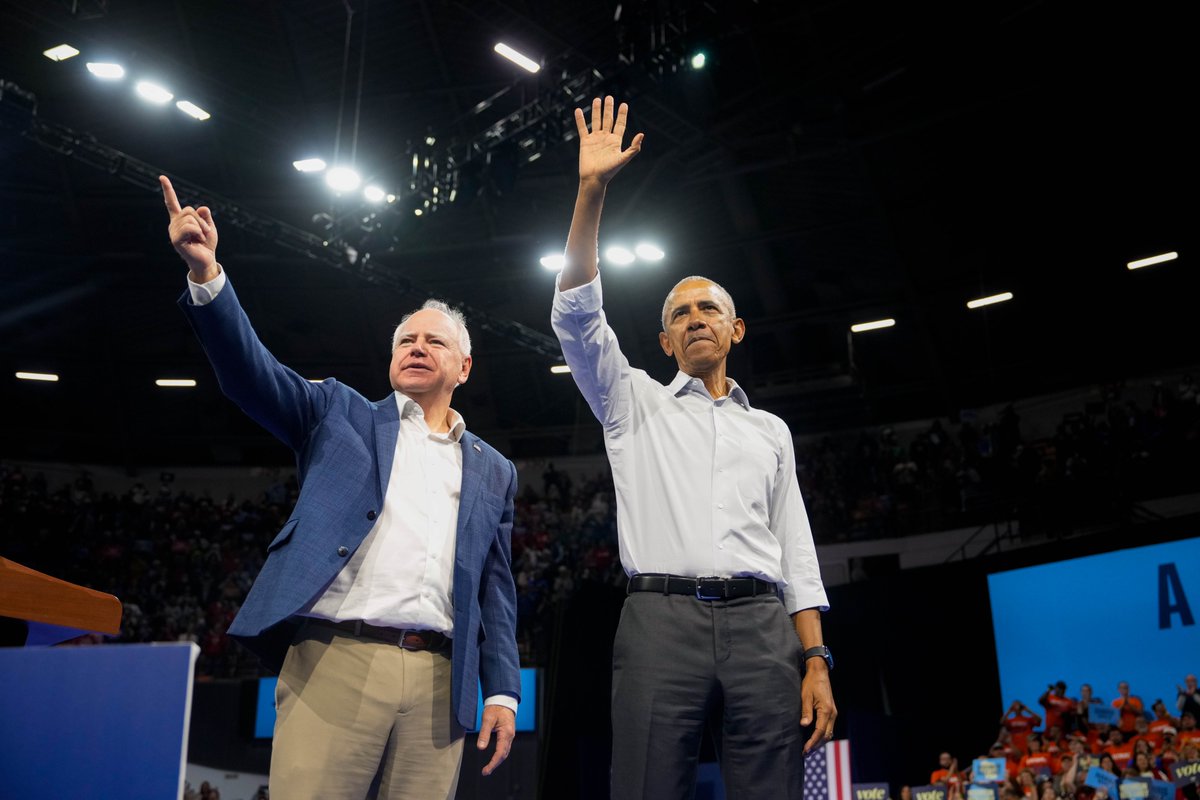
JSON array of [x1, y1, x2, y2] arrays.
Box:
[[1040, 681, 1077, 732], [1102, 730, 1134, 769], [1148, 699, 1180, 742], [930, 752, 966, 795], [1019, 735, 1055, 777], [1178, 711, 1200, 746], [1111, 681, 1144, 735], [1002, 700, 1043, 753]]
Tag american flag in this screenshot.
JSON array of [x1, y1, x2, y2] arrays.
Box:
[[804, 739, 852, 800]]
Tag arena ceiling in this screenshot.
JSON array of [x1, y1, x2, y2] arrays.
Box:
[[0, 0, 1191, 466]]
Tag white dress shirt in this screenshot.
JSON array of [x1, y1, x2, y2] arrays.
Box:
[[188, 267, 517, 713], [551, 273, 829, 614]]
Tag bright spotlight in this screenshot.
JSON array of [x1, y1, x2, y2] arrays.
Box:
[[850, 318, 895, 333], [414, 208, 424, 217], [363, 185, 386, 203], [86, 62, 125, 80], [690, 52, 707, 70], [550, 365, 571, 374], [386, 193, 397, 203], [494, 43, 541, 73], [16, 371, 59, 382], [135, 81, 174, 104], [604, 246, 635, 266], [325, 167, 362, 193], [966, 292, 1013, 310], [540, 254, 566, 271], [155, 378, 197, 388], [175, 100, 211, 121], [1127, 251, 1178, 270], [635, 243, 665, 261], [293, 158, 327, 173], [43, 44, 80, 62]]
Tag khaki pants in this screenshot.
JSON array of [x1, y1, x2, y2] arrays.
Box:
[[269, 622, 465, 800]]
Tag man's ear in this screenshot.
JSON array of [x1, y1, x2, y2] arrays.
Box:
[[458, 355, 473, 385], [659, 330, 673, 357], [731, 317, 746, 344]]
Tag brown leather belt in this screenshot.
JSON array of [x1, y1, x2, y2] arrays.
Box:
[[312, 619, 451, 651]]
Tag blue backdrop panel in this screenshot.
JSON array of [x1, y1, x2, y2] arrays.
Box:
[[0, 642, 198, 800]]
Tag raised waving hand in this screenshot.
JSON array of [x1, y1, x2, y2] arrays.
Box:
[[159, 175, 219, 282], [574, 95, 644, 187]]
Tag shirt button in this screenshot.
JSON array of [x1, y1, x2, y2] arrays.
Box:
[[366, 510, 377, 520], [337, 546, 349, 557], [717, 503, 725, 509]]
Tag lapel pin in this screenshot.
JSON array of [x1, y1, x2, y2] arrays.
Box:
[[472, 443, 481, 452]]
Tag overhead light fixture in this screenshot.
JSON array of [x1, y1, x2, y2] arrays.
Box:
[[293, 158, 327, 173], [175, 100, 210, 121], [1127, 251, 1178, 270], [135, 81, 174, 104], [635, 243, 665, 261], [690, 52, 707, 70], [604, 246, 635, 266], [494, 43, 540, 73], [550, 365, 571, 374], [325, 166, 361, 193], [414, 208, 424, 217], [16, 371, 59, 382], [850, 318, 895, 333], [363, 185, 386, 203], [155, 378, 196, 387], [43, 44, 80, 62], [540, 254, 565, 271], [386, 193, 397, 203], [86, 62, 125, 80], [966, 291, 1013, 309]]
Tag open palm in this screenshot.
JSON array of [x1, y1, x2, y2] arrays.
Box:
[[575, 95, 644, 186]]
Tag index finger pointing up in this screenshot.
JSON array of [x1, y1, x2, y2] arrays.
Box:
[[159, 175, 182, 216]]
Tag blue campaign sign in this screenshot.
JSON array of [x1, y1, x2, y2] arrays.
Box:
[[972, 758, 1008, 784], [1170, 759, 1200, 788], [1119, 777, 1150, 799], [913, 786, 948, 800], [1089, 705, 1120, 726], [988, 537, 1200, 714], [1086, 768, 1119, 794], [968, 785, 1001, 800], [1148, 779, 1174, 800], [853, 782, 890, 800]]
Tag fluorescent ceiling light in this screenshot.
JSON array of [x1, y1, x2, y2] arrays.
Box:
[[325, 167, 361, 193], [1127, 251, 1178, 270], [363, 185, 386, 203], [540, 254, 565, 271], [16, 371, 59, 382], [86, 62, 125, 79], [293, 158, 327, 173], [175, 100, 210, 121], [635, 243, 665, 261], [604, 246, 635, 266], [494, 43, 540, 73], [966, 291, 1013, 309], [550, 365, 571, 374], [135, 81, 174, 104], [155, 378, 196, 387], [44, 44, 80, 62], [850, 318, 895, 333]]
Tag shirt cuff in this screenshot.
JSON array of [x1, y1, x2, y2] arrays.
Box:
[[186, 265, 226, 306], [482, 694, 519, 715], [553, 271, 603, 315]]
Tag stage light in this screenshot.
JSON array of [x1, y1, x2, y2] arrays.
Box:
[[1127, 251, 1178, 270], [43, 45, 80, 62], [635, 243, 665, 261], [86, 62, 125, 80], [604, 246, 635, 266], [175, 100, 210, 121], [135, 81, 174, 104], [850, 318, 895, 333], [16, 371, 59, 382], [690, 52, 707, 70], [307, 378, 325, 383], [414, 208, 424, 217], [494, 43, 540, 73], [293, 158, 327, 173], [425, 136, 436, 146], [386, 193, 397, 203], [363, 185, 386, 203], [550, 365, 571, 374], [967, 292, 1013, 309], [155, 378, 196, 387], [325, 167, 361, 193], [540, 254, 565, 271]]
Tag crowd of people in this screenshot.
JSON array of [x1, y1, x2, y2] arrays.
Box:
[[921, 677, 1200, 800]]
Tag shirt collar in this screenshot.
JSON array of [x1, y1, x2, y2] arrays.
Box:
[[667, 371, 752, 410], [393, 391, 466, 441]]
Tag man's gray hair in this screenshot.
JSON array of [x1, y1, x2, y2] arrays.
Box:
[[660, 275, 737, 331], [392, 299, 472, 356]]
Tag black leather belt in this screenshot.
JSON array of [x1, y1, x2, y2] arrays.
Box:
[[312, 619, 450, 651], [628, 573, 778, 601]]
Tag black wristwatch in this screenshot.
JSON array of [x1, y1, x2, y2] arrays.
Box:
[[803, 645, 834, 671]]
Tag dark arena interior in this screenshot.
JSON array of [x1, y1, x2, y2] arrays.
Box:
[[0, 1, 1196, 799]]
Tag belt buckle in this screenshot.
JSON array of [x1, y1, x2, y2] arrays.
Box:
[[695, 576, 725, 601], [398, 629, 425, 650]]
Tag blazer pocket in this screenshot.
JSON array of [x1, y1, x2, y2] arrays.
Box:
[[267, 518, 299, 552]]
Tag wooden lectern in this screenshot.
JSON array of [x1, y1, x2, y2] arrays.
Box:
[[0, 557, 122, 646]]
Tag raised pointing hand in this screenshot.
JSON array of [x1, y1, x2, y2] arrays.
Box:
[[160, 175, 219, 281], [574, 95, 644, 187]]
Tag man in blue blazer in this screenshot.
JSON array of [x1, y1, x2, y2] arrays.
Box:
[[160, 176, 520, 799]]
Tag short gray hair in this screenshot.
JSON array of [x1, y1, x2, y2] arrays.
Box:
[[392, 299, 472, 356], [660, 275, 737, 331]]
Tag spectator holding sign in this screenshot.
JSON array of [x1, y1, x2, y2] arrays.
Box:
[[1113, 682, 1146, 736], [1131, 751, 1167, 780], [932, 752, 968, 796], [1043, 683, 1078, 732], [1005, 701, 1045, 753], [1076, 685, 1104, 734]]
